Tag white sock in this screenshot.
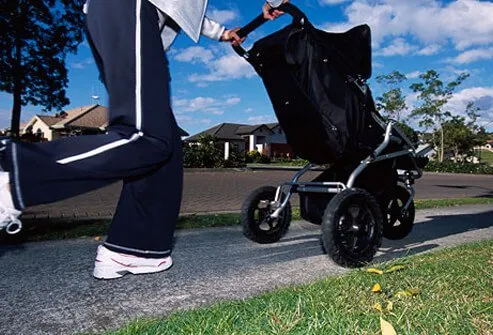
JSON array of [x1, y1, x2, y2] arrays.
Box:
[[0, 172, 16, 210]]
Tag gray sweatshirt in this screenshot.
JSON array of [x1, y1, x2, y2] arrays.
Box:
[[83, 0, 284, 50]]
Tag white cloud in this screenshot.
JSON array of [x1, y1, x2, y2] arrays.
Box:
[[206, 9, 239, 24], [447, 47, 493, 65], [416, 44, 441, 56], [323, 0, 493, 51], [173, 44, 255, 83], [374, 38, 416, 57], [447, 87, 493, 117], [176, 115, 212, 126], [247, 115, 277, 124], [405, 86, 493, 129], [319, 0, 351, 5], [373, 61, 384, 68], [406, 71, 421, 79], [174, 46, 215, 64], [188, 53, 255, 83], [173, 96, 241, 115], [71, 57, 94, 69]]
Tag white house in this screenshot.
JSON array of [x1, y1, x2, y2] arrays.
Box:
[[185, 122, 292, 159], [20, 104, 188, 142]]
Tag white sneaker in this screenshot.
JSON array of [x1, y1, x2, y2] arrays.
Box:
[[93, 245, 173, 280], [0, 207, 22, 235], [0, 173, 22, 235]]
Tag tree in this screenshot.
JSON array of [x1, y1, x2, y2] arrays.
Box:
[[431, 102, 485, 162], [440, 116, 475, 162], [409, 70, 469, 162], [375, 71, 419, 145], [0, 0, 85, 137], [375, 70, 407, 122], [183, 135, 224, 168]]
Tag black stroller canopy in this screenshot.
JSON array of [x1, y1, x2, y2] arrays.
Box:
[[234, 6, 378, 164], [316, 24, 372, 80], [233, 4, 372, 80]]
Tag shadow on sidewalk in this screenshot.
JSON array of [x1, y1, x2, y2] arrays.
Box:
[[185, 208, 493, 274], [374, 209, 493, 263]]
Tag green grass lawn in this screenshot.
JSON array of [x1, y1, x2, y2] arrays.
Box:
[[102, 240, 493, 335], [480, 149, 493, 165]]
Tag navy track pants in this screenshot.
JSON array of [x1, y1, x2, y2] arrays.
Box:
[[2, 0, 183, 258]]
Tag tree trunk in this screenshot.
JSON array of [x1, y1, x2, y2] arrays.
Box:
[[10, 0, 23, 139], [440, 125, 444, 163], [11, 91, 21, 138]]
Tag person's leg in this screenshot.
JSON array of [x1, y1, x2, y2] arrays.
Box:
[[93, 134, 183, 279], [89, 0, 184, 278], [0, 0, 177, 212], [105, 135, 183, 258], [99, 0, 183, 255]]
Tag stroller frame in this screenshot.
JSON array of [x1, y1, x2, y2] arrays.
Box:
[[236, 3, 428, 267], [269, 120, 423, 223]]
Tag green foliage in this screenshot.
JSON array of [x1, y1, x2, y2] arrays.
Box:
[[478, 149, 493, 165], [270, 158, 310, 166], [223, 144, 246, 168], [409, 70, 469, 129], [438, 116, 482, 161], [409, 70, 469, 162], [184, 135, 246, 168], [183, 135, 224, 168], [424, 160, 493, 174], [246, 150, 270, 164], [0, 0, 86, 135], [376, 71, 408, 121], [395, 122, 419, 146]]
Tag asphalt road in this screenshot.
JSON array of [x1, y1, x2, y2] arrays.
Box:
[[21, 171, 493, 220], [1, 204, 492, 335]]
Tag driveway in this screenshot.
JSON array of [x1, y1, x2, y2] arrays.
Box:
[[21, 171, 493, 220], [0, 204, 492, 335]]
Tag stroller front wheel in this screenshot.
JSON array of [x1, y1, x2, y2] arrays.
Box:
[[241, 186, 292, 244], [321, 188, 383, 267], [382, 185, 415, 240]]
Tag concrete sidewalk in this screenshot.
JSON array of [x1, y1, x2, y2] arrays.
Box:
[[0, 204, 492, 335]]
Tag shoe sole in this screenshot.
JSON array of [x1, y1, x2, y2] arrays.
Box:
[[93, 260, 173, 280]]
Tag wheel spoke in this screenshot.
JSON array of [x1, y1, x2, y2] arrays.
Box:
[[387, 199, 401, 225]]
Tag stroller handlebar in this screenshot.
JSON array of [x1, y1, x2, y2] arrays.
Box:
[[233, 3, 308, 58]]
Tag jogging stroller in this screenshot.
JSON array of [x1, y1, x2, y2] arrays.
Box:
[[234, 4, 428, 267]]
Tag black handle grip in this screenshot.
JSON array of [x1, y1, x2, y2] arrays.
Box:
[[232, 3, 308, 58], [236, 14, 267, 39]]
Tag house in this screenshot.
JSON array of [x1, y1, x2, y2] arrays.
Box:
[[185, 122, 292, 159], [21, 105, 108, 141], [21, 105, 188, 141], [483, 140, 493, 150]]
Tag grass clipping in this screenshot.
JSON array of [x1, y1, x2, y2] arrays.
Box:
[[106, 240, 493, 335]]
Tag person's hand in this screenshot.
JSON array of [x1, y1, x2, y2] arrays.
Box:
[[220, 28, 245, 46], [262, 0, 289, 20]]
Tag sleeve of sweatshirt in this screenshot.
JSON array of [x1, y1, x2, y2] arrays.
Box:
[[266, 0, 284, 8], [201, 16, 226, 41]]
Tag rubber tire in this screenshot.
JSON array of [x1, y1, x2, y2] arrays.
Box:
[[321, 188, 383, 268], [382, 185, 415, 240], [241, 186, 292, 244]]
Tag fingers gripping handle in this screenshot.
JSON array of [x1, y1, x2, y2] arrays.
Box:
[[233, 3, 308, 58]]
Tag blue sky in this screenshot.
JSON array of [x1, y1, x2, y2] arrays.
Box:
[[1, 0, 493, 135]]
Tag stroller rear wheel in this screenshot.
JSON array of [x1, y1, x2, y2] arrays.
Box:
[[241, 186, 292, 244], [321, 188, 383, 267], [382, 185, 415, 240]]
